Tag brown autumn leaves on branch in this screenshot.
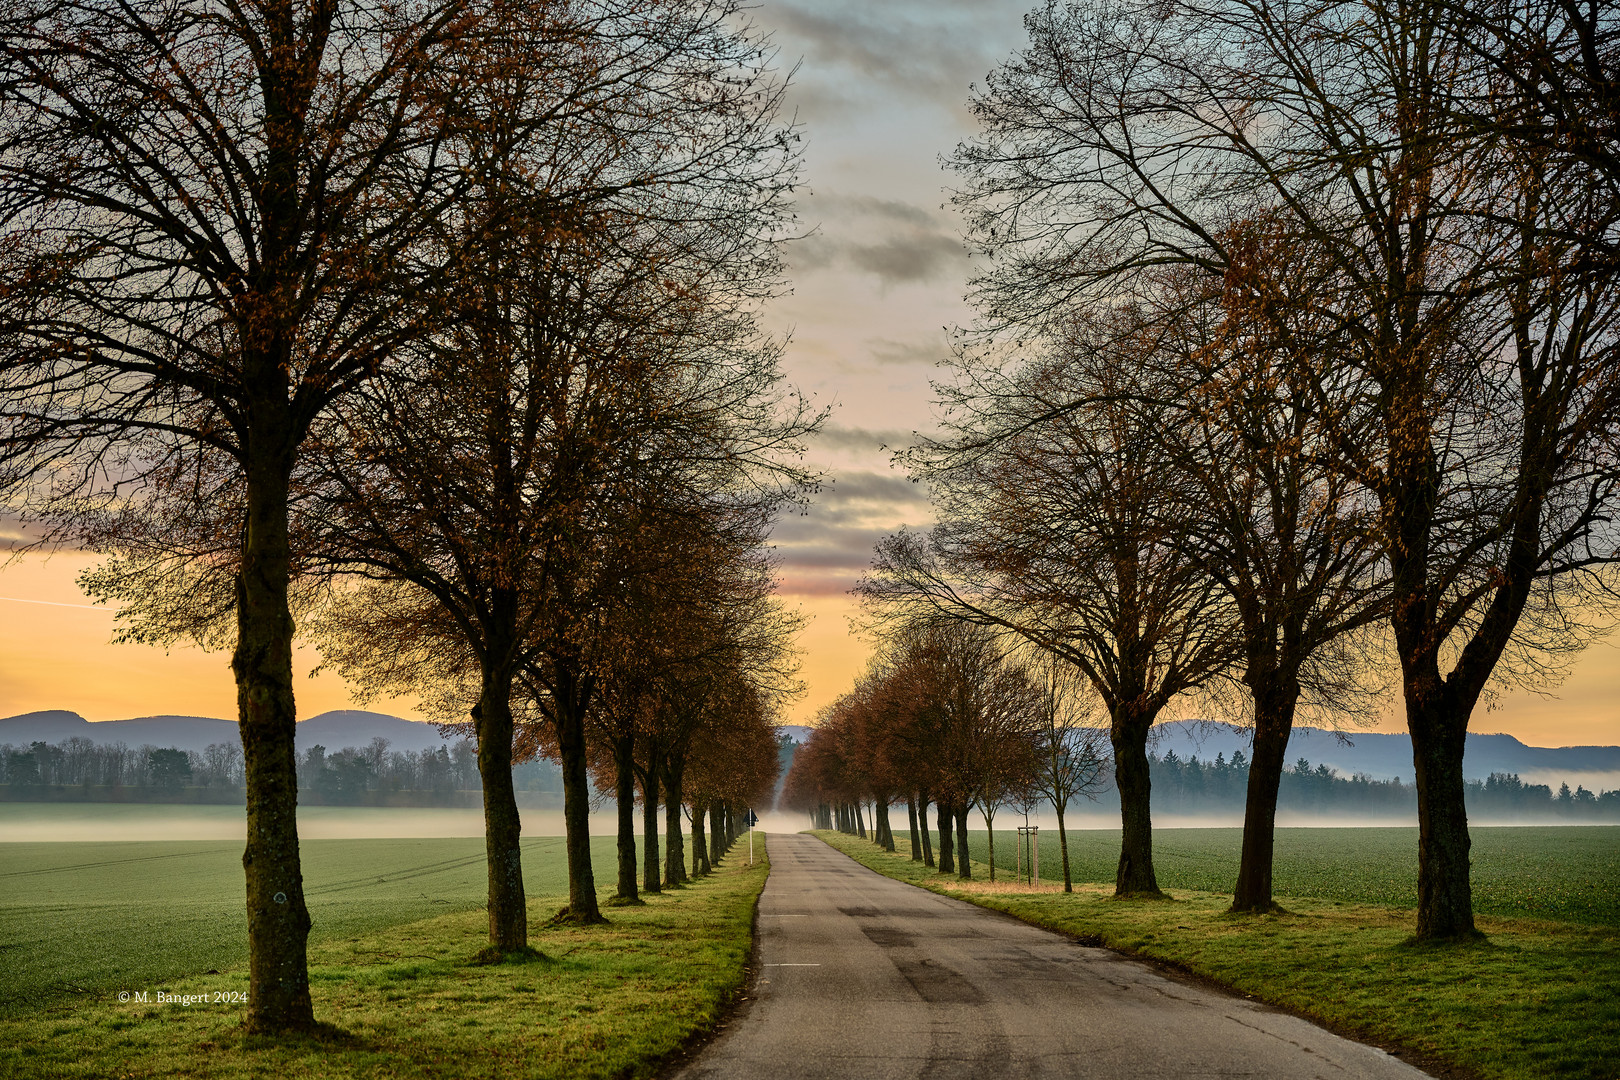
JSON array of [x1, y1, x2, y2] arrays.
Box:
[[0, 0, 815, 1033]]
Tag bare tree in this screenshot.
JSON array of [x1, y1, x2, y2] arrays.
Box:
[[1136, 262, 1392, 913], [0, 0, 526, 1029], [861, 331, 1239, 897], [946, 0, 1620, 938], [1026, 656, 1109, 893]]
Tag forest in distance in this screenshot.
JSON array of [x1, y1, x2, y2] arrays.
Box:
[[0, 735, 562, 806], [8, 730, 1619, 819]]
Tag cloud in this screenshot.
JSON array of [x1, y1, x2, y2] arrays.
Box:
[[770, 469, 933, 596], [763, 0, 1025, 118], [868, 337, 948, 368], [811, 424, 916, 455], [786, 193, 967, 287], [0, 513, 49, 552]]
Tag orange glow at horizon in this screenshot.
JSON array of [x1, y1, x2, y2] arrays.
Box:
[[1, 554, 1615, 748], [0, 553, 424, 724]]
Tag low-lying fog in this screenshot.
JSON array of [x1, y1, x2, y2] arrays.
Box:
[[4, 803, 1608, 843], [0, 804, 616, 842]]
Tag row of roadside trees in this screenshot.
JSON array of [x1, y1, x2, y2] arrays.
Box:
[[0, 0, 809, 1032], [783, 619, 1109, 891], [840, 0, 1620, 942]]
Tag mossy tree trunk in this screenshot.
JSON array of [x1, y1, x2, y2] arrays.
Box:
[[1231, 668, 1298, 913], [473, 646, 526, 948], [662, 752, 687, 886], [954, 805, 971, 880], [551, 661, 602, 923], [236, 437, 312, 1033], [1110, 699, 1165, 897], [906, 797, 921, 860], [612, 732, 639, 903], [692, 800, 710, 876]]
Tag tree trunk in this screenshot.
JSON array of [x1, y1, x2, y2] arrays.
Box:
[[855, 800, 867, 839], [472, 660, 527, 948], [906, 797, 921, 860], [663, 753, 686, 887], [1055, 799, 1073, 893], [692, 799, 710, 877], [981, 807, 996, 882], [638, 744, 662, 895], [709, 801, 724, 865], [553, 663, 603, 923], [918, 797, 934, 866], [937, 801, 955, 874], [1231, 675, 1297, 914], [612, 732, 639, 904], [954, 805, 971, 880], [1111, 705, 1163, 897], [235, 449, 313, 1032], [875, 795, 894, 851], [1411, 698, 1479, 939]]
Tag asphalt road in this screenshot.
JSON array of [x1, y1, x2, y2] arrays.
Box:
[[675, 833, 1429, 1080]]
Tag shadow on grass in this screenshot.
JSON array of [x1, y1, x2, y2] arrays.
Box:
[[543, 906, 611, 929], [239, 1020, 371, 1052], [470, 944, 548, 966], [1395, 930, 1492, 951]]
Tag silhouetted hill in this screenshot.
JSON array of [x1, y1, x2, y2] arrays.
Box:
[[0, 709, 464, 755]]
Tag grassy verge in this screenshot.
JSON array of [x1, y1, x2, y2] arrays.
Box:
[[0, 837, 767, 1080], [814, 830, 1618, 1080]]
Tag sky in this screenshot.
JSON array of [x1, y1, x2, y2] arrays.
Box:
[[1, 0, 1617, 749]]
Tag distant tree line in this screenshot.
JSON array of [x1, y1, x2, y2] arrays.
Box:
[[0, 735, 567, 806], [0, 738, 244, 794], [1143, 752, 1620, 820]]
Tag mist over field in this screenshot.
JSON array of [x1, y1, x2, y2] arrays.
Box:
[[0, 804, 635, 843], [5, 798, 1607, 846]]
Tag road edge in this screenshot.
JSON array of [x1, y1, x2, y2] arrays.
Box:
[[654, 833, 770, 1080]]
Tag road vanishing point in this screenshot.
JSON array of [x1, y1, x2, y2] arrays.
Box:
[[676, 833, 1429, 1080]]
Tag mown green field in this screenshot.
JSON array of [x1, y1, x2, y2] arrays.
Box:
[[958, 824, 1620, 924], [0, 838, 767, 1080], [0, 835, 620, 1016]]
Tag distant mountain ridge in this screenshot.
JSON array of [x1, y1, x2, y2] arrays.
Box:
[[8, 711, 1616, 788], [0, 709, 464, 755], [779, 718, 1620, 788]]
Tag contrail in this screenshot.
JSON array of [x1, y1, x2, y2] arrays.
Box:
[[0, 595, 107, 610]]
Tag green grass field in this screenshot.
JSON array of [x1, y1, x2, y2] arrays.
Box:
[[958, 823, 1620, 924], [0, 834, 620, 1016], [0, 837, 768, 1080], [821, 828, 1620, 1080]]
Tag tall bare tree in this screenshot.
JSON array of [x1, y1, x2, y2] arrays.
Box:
[[947, 0, 1620, 938], [0, 0, 525, 1029]]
